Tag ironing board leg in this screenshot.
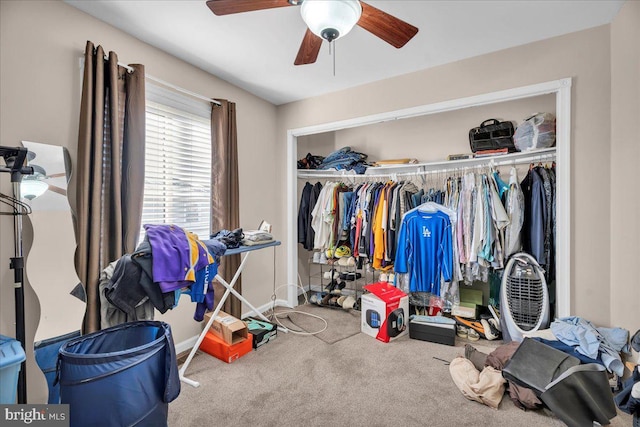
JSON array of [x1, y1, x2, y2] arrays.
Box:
[[179, 247, 287, 386], [179, 285, 232, 387]]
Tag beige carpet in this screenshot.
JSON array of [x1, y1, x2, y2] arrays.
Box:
[[270, 303, 361, 344], [169, 307, 633, 427]]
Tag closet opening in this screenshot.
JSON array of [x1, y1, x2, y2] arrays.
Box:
[[286, 78, 572, 320]]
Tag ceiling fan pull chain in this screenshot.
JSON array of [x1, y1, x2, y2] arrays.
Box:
[[333, 41, 336, 77]]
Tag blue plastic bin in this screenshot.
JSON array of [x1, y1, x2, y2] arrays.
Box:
[[0, 334, 26, 404], [57, 321, 180, 427]]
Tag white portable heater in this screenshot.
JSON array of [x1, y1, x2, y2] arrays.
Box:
[[500, 252, 550, 341]]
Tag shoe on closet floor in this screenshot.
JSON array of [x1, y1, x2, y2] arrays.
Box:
[[337, 256, 356, 267], [341, 295, 356, 309], [323, 270, 338, 280], [324, 280, 338, 292], [456, 325, 469, 339], [467, 329, 480, 341], [321, 293, 332, 305], [481, 319, 500, 341], [339, 272, 361, 281], [309, 293, 318, 304]]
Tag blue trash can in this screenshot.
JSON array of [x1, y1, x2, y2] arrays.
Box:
[[57, 321, 180, 427], [0, 335, 26, 404]]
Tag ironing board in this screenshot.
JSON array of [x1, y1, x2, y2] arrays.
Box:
[[179, 240, 281, 387]]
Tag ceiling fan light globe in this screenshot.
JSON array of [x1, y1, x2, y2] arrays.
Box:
[[21, 179, 49, 200], [300, 0, 362, 41]]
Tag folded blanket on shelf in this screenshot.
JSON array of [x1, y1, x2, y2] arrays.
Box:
[[242, 230, 274, 246]]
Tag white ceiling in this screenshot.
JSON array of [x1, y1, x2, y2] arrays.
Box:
[[65, 0, 624, 106]]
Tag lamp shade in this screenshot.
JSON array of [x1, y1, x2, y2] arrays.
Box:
[[300, 0, 362, 42], [21, 179, 48, 200]]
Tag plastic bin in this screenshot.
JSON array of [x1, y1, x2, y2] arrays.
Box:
[[0, 334, 26, 404], [57, 321, 180, 427]]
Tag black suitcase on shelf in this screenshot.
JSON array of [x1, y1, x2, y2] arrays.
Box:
[[469, 119, 516, 152]]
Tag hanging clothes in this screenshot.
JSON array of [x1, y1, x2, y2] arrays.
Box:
[[504, 167, 524, 258], [395, 204, 453, 295], [298, 182, 313, 249], [298, 156, 556, 311], [521, 166, 547, 268]]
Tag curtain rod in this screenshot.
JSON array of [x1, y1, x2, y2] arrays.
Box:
[[117, 62, 222, 106], [297, 151, 557, 180]]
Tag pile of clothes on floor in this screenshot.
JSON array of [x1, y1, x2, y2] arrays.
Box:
[[449, 316, 639, 427]]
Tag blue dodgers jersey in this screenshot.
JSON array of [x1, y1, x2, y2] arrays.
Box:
[[394, 209, 453, 294]]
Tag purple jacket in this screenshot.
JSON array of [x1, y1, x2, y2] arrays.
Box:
[[144, 224, 212, 292]]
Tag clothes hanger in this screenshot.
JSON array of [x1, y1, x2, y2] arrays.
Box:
[[0, 192, 31, 216]]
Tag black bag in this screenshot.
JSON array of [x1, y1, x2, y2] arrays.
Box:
[[469, 119, 516, 152], [541, 363, 617, 427], [501, 338, 580, 396]]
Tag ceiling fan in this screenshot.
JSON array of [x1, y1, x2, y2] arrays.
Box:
[[22, 162, 67, 200], [206, 0, 419, 65]]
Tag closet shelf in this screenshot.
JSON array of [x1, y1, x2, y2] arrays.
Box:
[[297, 147, 556, 179]]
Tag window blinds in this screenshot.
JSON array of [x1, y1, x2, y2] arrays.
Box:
[[141, 84, 212, 240]]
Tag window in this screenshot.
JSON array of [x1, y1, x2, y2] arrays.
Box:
[[140, 84, 212, 240]]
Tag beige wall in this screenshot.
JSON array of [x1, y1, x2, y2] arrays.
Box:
[[610, 1, 640, 335], [300, 95, 556, 162], [0, 0, 278, 402], [278, 25, 617, 330]]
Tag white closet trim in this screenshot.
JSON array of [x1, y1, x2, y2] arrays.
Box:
[[286, 78, 572, 317]]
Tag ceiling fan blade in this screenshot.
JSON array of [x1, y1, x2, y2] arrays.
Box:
[[357, 2, 419, 48], [45, 172, 66, 179], [48, 185, 67, 197], [294, 29, 323, 66], [206, 0, 293, 16]]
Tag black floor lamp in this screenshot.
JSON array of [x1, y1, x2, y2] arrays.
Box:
[[0, 145, 34, 404]]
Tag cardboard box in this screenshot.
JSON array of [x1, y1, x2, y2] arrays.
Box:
[[204, 310, 248, 345], [361, 282, 409, 343], [451, 302, 479, 319], [243, 317, 277, 349], [409, 319, 456, 346], [199, 330, 253, 364]]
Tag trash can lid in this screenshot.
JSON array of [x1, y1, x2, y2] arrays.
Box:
[[0, 335, 26, 368]]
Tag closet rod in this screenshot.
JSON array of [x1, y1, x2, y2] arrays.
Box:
[[297, 151, 556, 180], [117, 62, 222, 106]]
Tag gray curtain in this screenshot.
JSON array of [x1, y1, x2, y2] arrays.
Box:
[[210, 99, 241, 318], [70, 40, 145, 333]]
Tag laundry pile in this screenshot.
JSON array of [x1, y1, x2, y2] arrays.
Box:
[[449, 317, 637, 427], [100, 224, 225, 328], [317, 146, 369, 174], [297, 152, 325, 170]]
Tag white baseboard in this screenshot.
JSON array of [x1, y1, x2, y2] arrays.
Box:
[[174, 299, 292, 354], [175, 335, 199, 355], [242, 298, 292, 316]]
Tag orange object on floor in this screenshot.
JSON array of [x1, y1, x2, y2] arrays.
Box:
[[454, 316, 486, 338], [199, 330, 252, 363]]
